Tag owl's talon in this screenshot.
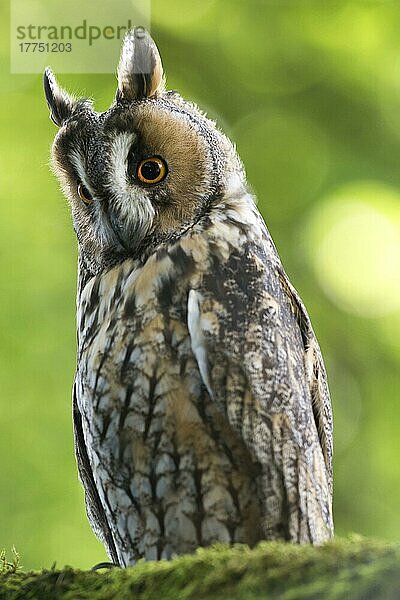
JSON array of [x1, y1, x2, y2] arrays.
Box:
[[91, 561, 121, 571]]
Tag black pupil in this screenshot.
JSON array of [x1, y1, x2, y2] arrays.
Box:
[[141, 160, 161, 181], [80, 184, 92, 200]]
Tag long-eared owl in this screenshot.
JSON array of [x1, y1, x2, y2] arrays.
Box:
[[44, 28, 333, 567]]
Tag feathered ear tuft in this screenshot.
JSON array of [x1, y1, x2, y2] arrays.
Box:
[[43, 67, 77, 127], [116, 28, 165, 102]]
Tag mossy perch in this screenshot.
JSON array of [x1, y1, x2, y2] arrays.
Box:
[[1, 536, 399, 599]]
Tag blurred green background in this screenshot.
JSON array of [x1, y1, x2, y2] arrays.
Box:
[[1, 0, 400, 570]]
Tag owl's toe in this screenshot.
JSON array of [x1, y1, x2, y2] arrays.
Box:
[[91, 561, 121, 571]]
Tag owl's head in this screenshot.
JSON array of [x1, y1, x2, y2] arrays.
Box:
[[44, 28, 244, 276]]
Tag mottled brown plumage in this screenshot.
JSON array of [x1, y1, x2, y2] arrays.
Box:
[[44, 28, 333, 567]]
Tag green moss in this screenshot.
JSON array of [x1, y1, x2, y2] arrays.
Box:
[[1, 536, 399, 600]]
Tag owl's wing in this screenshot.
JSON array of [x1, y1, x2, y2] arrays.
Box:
[[275, 264, 333, 491], [73, 384, 119, 564], [187, 234, 333, 543]]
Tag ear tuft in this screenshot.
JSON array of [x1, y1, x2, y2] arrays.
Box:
[[117, 28, 165, 101], [43, 67, 76, 127]]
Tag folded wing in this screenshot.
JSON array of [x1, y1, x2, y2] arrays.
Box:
[[187, 236, 333, 543]]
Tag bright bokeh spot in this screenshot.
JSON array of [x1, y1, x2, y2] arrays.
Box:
[[306, 182, 400, 317]]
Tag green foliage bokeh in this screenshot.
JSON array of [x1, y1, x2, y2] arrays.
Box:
[[1, 0, 400, 570]]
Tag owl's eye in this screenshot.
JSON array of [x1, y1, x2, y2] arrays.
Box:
[[77, 182, 93, 204], [137, 157, 167, 185]]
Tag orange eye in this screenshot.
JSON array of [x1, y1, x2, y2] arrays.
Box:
[[77, 182, 93, 204], [137, 157, 167, 184]]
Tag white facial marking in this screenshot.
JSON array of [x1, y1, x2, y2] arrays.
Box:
[[108, 132, 155, 245], [70, 149, 95, 198], [109, 132, 134, 198]]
